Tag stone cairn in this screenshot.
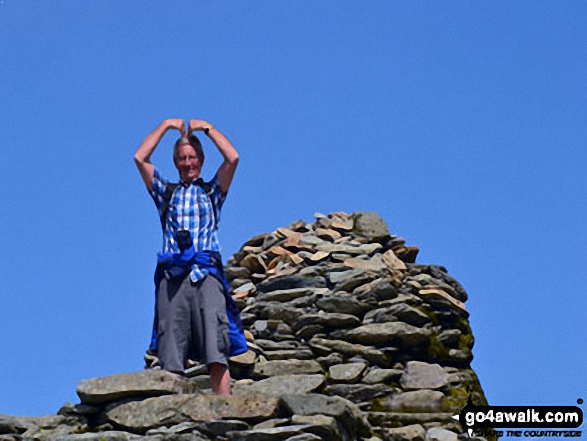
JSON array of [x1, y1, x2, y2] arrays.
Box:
[[0, 212, 490, 441]]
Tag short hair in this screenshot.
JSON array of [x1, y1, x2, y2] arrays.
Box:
[[173, 135, 204, 161]]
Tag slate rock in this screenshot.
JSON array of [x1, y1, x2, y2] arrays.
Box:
[[257, 288, 319, 303], [399, 361, 449, 390], [378, 390, 446, 412], [293, 313, 361, 331], [309, 337, 391, 367], [383, 424, 426, 441], [437, 330, 462, 348], [285, 433, 325, 441], [197, 419, 250, 437], [281, 393, 372, 438], [448, 349, 473, 365], [353, 278, 400, 303], [258, 304, 306, 326], [76, 370, 199, 405], [256, 275, 327, 293], [253, 418, 290, 430], [328, 268, 380, 292], [46, 432, 142, 440], [363, 304, 430, 327], [255, 340, 305, 351], [253, 359, 324, 378], [315, 295, 371, 317], [427, 427, 459, 441], [324, 383, 391, 403], [339, 322, 430, 347], [107, 394, 280, 431], [328, 363, 367, 383], [233, 374, 326, 396], [362, 368, 403, 384], [291, 414, 341, 440], [226, 425, 313, 441], [315, 242, 382, 256], [264, 349, 315, 360], [366, 412, 455, 427]]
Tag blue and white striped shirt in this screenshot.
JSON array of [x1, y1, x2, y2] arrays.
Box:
[[151, 168, 227, 282]]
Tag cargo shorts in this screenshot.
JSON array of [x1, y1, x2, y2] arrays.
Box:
[[156, 274, 230, 372]]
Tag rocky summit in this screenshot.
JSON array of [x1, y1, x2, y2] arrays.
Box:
[[0, 212, 490, 441]]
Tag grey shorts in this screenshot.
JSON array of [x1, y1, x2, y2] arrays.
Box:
[[156, 274, 230, 372]]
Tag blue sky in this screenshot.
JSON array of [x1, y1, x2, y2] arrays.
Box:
[[1, 0, 585, 423]]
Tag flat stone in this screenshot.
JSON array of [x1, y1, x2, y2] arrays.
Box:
[[294, 313, 361, 331], [418, 289, 468, 316], [383, 424, 426, 441], [331, 219, 353, 232], [233, 374, 326, 396], [437, 330, 462, 348], [362, 368, 403, 384], [309, 337, 391, 367], [146, 421, 200, 435], [281, 393, 371, 438], [353, 277, 400, 303], [254, 340, 305, 351], [309, 251, 330, 262], [226, 425, 312, 441], [275, 227, 296, 238], [107, 394, 280, 431], [257, 287, 318, 303], [427, 427, 459, 441], [256, 274, 327, 293], [339, 322, 430, 347], [315, 242, 382, 256], [400, 361, 448, 390], [315, 228, 342, 242], [379, 390, 446, 412], [366, 412, 455, 426], [291, 414, 340, 440], [343, 255, 387, 272], [316, 295, 371, 317], [285, 433, 324, 441], [382, 249, 407, 271], [230, 349, 257, 366], [329, 363, 367, 383], [240, 253, 265, 274], [253, 418, 290, 430], [258, 303, 306, 326], [76, 370, 200, 405], [328, 267, 367, 284], [264, 349, 315, 360], [324, 383, 391, 403], [253, 359, 324, 378], [365, 304, 430, 327], [198, 420, 251, 438], [352, 212, 391, 242], [49, 432, 142, 440], [448, 349, 473, 365], [226, 266, 251, 280], [329, 268, 381, 292]]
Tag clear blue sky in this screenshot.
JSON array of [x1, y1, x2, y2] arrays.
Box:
[[1, 1, 585, 422]]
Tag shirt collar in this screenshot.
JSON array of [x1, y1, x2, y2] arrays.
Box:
[[180, 177, 205, 188]]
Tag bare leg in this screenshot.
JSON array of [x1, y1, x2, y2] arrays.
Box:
[[209, 362, 231, 395]]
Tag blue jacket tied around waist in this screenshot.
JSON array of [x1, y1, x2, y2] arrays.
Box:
[[151, 248, 248, 357]]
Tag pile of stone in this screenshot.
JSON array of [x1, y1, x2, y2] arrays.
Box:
[[0, 212, 489, 441]]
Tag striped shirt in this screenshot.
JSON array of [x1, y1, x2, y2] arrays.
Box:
[[151, 168, 227, 282]]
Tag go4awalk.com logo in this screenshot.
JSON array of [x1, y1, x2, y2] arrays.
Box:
[[453, 397, 584, 438]]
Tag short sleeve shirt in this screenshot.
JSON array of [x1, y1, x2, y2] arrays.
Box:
[[150, 168, 227, 282]]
